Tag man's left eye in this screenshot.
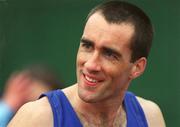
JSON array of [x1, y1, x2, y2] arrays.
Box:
[[104, 51, 118, 60]]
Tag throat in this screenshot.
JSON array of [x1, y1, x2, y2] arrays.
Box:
[[76, 105, 127, 127]]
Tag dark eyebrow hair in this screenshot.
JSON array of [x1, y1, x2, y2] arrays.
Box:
[[80, 37, 122, 59], [80, 37, 94, 45]]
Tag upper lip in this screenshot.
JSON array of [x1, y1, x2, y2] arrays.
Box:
[[83, 72, 104, 82]]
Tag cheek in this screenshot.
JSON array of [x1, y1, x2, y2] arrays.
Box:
[[76, 51, 86, 66], [76, 53, 83, 70], [104, 63, 122, 76], [76, 53, 81, 73], [76, 52, 87, 79], [105, 64, 131, 84]]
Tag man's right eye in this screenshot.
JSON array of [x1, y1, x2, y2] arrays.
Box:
[[81, 42, 92, 49]]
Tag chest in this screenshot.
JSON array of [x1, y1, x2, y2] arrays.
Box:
[[75, 109, 127, 127]]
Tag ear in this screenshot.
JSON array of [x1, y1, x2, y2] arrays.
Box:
[[130, 57, 147, 79]]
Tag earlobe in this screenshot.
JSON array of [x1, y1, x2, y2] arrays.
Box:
[[130, 57, 147, 79]]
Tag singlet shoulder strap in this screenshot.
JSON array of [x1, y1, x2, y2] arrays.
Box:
[[40, 90, 83, 127], [124, 92, 148, 127]]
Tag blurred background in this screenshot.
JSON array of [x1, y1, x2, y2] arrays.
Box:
[[0, 0, 179, 126]]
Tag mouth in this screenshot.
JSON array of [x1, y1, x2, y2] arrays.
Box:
[[85, 75, 98, 83], [83, 73, 103, 87]]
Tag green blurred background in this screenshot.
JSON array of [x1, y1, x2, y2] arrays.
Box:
[[0, 0, 179, 126]]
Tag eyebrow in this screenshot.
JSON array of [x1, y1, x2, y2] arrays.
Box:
[[80, 37, 122, 58], [80, 37, 94, 45]]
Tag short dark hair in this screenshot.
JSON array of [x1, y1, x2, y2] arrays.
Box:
[[87, 0, 153, 62]]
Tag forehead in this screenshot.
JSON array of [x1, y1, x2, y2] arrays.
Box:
[[83, 13, 135, 49]]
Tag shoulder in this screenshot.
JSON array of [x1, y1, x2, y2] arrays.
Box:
[[136, 96, 166, 127], [62, 84, 77, 99], [8, 97, 53, 127]]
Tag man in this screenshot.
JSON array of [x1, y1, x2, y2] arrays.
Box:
[[8, 1, 166, 127]]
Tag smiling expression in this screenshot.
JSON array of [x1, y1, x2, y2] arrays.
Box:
[[76, 12, 135, 104]]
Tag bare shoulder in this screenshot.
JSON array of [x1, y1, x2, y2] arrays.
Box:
[[8, 97, 53, 127], [136, 96, 166, 127]]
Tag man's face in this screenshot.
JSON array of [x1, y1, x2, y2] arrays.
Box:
[[76, 13, 135, 103]]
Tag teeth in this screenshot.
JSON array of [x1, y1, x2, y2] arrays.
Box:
[[85, 75, 97, 83]]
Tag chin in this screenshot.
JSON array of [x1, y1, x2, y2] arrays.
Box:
[[77, 85, 99, 103]]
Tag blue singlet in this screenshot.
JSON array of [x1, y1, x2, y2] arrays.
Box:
[[40, 90, 148, 127]]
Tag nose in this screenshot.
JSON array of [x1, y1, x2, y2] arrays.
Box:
[[84, 51, 101, 72]]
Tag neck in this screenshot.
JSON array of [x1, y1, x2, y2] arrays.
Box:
[[76, 103, 126, 127], [63, 84, 127, 127], [74, 87, 126, 127]]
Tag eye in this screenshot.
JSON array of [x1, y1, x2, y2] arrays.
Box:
[[105, 51, 116, 59], [81, 42, 92, 49], [80, 39, 94, 51], [103, 48, 120, 61]]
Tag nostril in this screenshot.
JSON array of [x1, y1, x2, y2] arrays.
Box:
[[84, 61, 101, 73], [84, 51, 101, 72]]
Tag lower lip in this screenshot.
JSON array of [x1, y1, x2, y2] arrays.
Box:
[[83, 75, 98, 87]]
